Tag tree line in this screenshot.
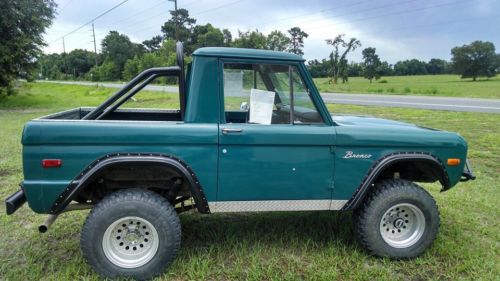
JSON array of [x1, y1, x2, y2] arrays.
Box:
[[1, 1, 499, 95], [309, 57, 452, 78]]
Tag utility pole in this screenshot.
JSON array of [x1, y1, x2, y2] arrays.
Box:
[[169, 0, 178, 41], [91, 23, 98, 67]]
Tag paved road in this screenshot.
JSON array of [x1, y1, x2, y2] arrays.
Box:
[[38, 80, 500, 113]]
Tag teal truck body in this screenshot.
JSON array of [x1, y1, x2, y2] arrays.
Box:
[[5, 44, 475, 280]]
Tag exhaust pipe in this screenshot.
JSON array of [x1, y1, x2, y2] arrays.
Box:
[[38, 214, 58, 233], [38, 203, 92, 233]]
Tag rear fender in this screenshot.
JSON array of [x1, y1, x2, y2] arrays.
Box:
[[49, 153, 210, 214]]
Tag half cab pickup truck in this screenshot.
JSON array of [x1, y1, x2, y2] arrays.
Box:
[[5, 43, 475, 280]]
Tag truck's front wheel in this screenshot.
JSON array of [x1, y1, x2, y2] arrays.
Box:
[[356, 179, 439, 259], [81, 189, 181, 280]]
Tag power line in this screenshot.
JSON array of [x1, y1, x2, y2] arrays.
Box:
[[192, 0, 247, 16], [255, 0, 418, 30], [302, 0, 473, 31], [102, 0, 249, 35], [255, 0, 471, 33], [254, 0, 374, 28], [58, 0, 75, 12], [373, 14, 499, 35], [90, 0, 203, 34], [49, 0, 130, 44], [107, 0, 169, 26], [93, 0, 179, 35]]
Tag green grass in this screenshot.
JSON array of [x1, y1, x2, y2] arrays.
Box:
[[314, 74, 500, 99], [0, 82, 180, 110], [0, 83, 499, 280]]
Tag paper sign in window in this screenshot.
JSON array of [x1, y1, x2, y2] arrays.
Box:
[[249, 88, 275, 125]]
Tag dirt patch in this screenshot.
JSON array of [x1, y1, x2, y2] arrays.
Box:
[[0, 170, 12, 177]]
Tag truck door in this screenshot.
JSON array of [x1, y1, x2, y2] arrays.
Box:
[[216, 61, 337, 211]]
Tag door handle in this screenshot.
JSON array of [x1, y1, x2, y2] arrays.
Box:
[[222, 128, 243, 134]]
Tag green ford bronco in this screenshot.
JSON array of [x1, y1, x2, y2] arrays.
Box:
[[6, 43, 475, 280]]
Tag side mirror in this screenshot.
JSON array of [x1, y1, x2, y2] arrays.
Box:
[[240, 102, 249, 111]]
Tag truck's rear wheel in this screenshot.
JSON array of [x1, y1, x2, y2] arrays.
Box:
[[356, 179, 439, 259], [81, 189, 181, 280]]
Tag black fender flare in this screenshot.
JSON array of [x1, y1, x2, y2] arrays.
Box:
[[49, 153, 210, 214], [342, 152, 450, 210]]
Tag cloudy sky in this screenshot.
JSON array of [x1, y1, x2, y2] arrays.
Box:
[[43, 0, 500, 63]]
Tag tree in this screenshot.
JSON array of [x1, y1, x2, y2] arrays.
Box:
[[91, 60, 120, 82], [325, 34, 361, 83], [451, 41, 498, 81], [101, 31, 144, 80], [190, 24, 224, 49], [161, 8, 196, 43], [222, 29, 232, 47], [497, 54, 500, 73], [378, 61, 394, 76], [38, 53, 65, 80], [142, 36, 163, 52], [394, 59, 428, 76], [307, 59, 330, 78], [198, 27, 224, 47], [0, 0, 56, 94], [266, 30, 291, 51], [65, 49, 96, 78], [338, 58, 349, 83], [426, 58, 449, 75], [288, 27, 308, 55], [362, 47, 382, 83], [347, 62, 363, 77], [232, 30, 267, 49]]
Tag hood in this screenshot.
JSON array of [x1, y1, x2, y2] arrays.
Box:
[[332, 115, 438, 131], [332, 115, 465, 148]]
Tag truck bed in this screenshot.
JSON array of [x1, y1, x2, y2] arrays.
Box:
[[38, 107, 183, 122]]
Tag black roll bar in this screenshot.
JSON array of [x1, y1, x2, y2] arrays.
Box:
[[83, 66, 181, 120], [95, 73, 162, 120], [176, 42, 186, 119]]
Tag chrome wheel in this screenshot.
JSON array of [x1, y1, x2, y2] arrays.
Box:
[[102, 216, 159, 268], [379, 203, 426, 248]]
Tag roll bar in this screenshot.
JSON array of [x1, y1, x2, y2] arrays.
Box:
[[84, 42, 187, 120]]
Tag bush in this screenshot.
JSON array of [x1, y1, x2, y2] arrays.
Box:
[[378, 79, 388, 83], [0, 84, 15, 96], [91, 60, 121, 81], [427, 88, 439, 95]]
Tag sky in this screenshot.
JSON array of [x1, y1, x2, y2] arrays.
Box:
[[43, 0, 500, 64]]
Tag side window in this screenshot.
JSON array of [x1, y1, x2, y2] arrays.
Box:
[[223, 62, 324, 125]]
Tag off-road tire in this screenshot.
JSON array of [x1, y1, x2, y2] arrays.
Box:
[[355, 179, 439, 259], [81, 188, 181, 280]]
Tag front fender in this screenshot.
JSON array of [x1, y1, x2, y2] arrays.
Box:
[[342, 152, 449, 210]]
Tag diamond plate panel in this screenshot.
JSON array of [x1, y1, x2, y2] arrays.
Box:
[[209, 200, 348, 213]]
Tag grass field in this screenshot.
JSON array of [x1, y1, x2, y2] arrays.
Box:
[[0, 83, 499, 280], [314, 74, 500, 99]]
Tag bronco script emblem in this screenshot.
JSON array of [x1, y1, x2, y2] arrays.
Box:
[[343, 151, 372, 159]]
